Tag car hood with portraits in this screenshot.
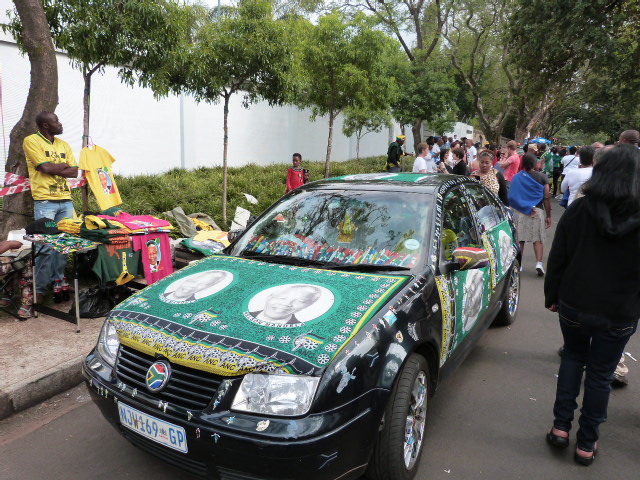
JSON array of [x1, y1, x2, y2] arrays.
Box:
[[108, 254, 409, 376]]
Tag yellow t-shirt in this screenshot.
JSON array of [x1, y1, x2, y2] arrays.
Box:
[[23, 132, 77, 200], [79, 145, 123, 210]]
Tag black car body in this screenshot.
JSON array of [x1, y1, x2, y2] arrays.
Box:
[[84, 173, 520, 480]]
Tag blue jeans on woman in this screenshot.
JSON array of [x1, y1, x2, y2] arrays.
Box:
[[33, 200, 75, 296], [553, 302, 638, 451]]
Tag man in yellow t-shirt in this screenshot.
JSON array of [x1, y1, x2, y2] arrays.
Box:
[[23, 111, 78, 302]]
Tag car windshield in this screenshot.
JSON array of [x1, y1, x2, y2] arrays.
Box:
[[230, 189, 431, 271]]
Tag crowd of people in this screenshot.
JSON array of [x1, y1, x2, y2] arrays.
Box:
[[383, 130, 640, 281], [388, 129, 639, 468]]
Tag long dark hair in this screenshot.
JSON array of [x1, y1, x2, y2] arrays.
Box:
[[582, 144, 640, 214]]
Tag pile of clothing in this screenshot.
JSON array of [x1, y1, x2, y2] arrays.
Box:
[[57, 212, 173, 243]]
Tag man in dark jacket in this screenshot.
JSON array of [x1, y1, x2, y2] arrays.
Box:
[[386, 135, 406, 172]]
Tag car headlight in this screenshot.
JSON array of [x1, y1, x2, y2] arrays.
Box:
[[96, 321, 120, 367], [231, 373, 320, 416]]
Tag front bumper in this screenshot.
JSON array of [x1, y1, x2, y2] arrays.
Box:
[[84, 350, 389, 480]]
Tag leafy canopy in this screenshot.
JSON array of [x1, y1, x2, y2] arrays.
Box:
[[6, 0, 190, 81], [299, 11, 400, 119], [171, 0, 299, 106]]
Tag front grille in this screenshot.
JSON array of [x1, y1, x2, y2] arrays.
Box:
[[122, 429, 208, 478], [116, 345, 223, 411]]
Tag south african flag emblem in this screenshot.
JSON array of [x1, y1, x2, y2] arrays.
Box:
[[146, 361, 171, 392]]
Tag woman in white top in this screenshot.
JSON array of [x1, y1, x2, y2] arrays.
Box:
[[561, 146, 580, 174], [412, 143, 437, 173], [561, 146, 594, 205]]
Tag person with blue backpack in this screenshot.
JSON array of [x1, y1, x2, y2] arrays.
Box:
[[508, 153, 552, 276]]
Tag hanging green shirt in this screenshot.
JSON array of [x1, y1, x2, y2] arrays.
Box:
[[91, 242, 141, 285]]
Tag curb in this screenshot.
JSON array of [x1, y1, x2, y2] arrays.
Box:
[[0, 355, 86, 420]]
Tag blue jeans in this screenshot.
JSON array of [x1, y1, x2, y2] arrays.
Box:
[[33, 200, 75, 295], [553, 302, 638, 451], [387, 166, 400, 173]]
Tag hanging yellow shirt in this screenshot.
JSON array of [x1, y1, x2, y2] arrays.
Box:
[[23, 132, 77, 201], [79, 145, 123, 210]]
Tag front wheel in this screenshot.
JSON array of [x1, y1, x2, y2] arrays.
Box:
[[493, 260, 520, 326], [366, 354, 429, 480]]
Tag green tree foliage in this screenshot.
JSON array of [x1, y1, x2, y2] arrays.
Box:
[[508, 0, 639, 138], [6, 0, 190, 148], [298, 12, 399, 177], [443, 0, 515, 143], [391, 51, 457, 142], [570, 1, 640, 137], [155, 0, 299, 225], [339, 0, 457, 150], [342, 106, 392, 160], [509, 0, 623, 84]]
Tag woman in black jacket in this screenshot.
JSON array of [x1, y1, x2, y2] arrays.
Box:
[[544, 144, 640, 465]]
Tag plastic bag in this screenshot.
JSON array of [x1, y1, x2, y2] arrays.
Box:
[[70, 285, 133, 318]]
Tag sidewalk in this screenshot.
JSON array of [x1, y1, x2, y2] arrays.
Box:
[[0, 299, 104, 420]]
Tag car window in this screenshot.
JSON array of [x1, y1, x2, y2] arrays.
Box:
[[464, 183, 504, 231], [441, 187, 481, 260], [231, 189, 431, 269]]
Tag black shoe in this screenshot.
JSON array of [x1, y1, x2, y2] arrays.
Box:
[[546, 428, 569, 448], [574, 445, 597, 466], [612, 373, 628, 388]]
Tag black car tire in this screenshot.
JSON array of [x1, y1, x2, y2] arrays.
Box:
[[493, 260, 520, 326], [366, 354, 429, 480]]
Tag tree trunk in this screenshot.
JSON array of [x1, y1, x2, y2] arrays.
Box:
[[1, 0, 58, 238], [411, 118, 422, 154], [356, 128, 361, 160], [82, 71, 91, 147], [513, 99, 528, 143], [222, 91, 230, 225], [324, 110, 335, 178], [81, 69, 92, 210], [514, 124, 528, 144]]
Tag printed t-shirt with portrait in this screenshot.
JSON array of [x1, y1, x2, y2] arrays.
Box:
[[23, 132, 77, 200], [79, 145, 123, 209], [132, 233, 173, 285]]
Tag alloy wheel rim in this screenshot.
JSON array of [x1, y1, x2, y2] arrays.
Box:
[[508, 266, 520, 316], [404, 371, 427, 470]]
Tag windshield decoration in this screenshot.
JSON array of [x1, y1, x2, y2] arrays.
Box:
[[244, 234, 418, 268], [109, 255, 409, 376], [233, 190, 430, 271]]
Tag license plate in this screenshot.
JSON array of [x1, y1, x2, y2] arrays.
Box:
[[118, 402, 188, 453]]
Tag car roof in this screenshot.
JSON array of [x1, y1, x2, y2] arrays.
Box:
[[303, 173, 472, 194]]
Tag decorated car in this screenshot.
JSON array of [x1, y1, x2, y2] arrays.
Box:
[[84, 173, 520, 480]]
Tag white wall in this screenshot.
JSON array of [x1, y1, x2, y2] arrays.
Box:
[[0, 2, 394, 178]]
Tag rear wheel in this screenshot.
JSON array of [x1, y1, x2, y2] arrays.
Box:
[[493, 260, 520, 326], [366, 354, 429, 480]]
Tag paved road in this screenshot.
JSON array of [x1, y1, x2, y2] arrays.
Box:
[[1, 213, 639, 479]]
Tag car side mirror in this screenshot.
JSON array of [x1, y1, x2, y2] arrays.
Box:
[[439, 260, 461, 275], [452, 247, 490, 271]]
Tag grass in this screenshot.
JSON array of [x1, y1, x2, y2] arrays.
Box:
[[68, 155, 387, 229]]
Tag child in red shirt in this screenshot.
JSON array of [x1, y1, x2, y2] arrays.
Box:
[[286, 153, 309, 193]]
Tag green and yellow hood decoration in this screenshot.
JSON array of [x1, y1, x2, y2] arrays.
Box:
[[109, 255, 409, 376]]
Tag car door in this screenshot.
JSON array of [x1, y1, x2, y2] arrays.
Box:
[[463, 182, 516, 291], [434, 186, 492, 365]]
